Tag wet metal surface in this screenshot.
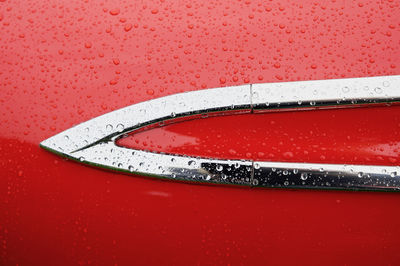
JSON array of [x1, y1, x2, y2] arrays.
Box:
[[41, 75, 400, 191]]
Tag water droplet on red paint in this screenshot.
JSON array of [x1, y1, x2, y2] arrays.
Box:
[[124, 24, 132, 32], [273, 62, 281, 68], [283, 151, 294, 159], [228, 149, 237, 155], [113, 58, 120, 65], [109, 8, 120, 16]]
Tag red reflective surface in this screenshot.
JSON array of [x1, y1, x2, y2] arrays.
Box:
[[119, 106, 400, 165], [1, 0, 400, 265]]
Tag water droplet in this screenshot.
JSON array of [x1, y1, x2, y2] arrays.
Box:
[[342, 86, 350, 93], [116, 123, 124, 132], [374, 87, 383, 94], [283, 170, 289, 175], [300, 173, 308, 180], [106, 124, 113, 131], [124, 24, 133, 32], [109, 8, 120, 16]]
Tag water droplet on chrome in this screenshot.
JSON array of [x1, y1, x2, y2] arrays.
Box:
[[106, 124, 113, 131], [300, 173, 308, 180], [374, 87, 383, 94], [116, 123, 124, 132]]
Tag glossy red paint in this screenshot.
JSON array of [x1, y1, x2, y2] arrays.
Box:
[[1, 0, 400, 265], [120, 106, 400, 166]]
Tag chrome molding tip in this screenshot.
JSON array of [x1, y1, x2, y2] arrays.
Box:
[[40, 75, 400, 191]]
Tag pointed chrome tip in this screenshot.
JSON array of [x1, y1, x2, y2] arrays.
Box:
[[39, 135, 68, 157], [39, 126, 86, 159]]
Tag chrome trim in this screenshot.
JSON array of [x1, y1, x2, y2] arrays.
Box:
[[253, 75, 400, 112], [40, 75, 400, 191]]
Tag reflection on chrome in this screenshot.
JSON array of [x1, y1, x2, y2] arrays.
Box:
[[41, 75, 400, 191]]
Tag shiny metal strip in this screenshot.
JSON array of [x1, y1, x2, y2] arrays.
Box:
[[40, 75, 400, 191], [252, 75, 400, 112], [253, 162, 400, 191], [71, 143, 253, 186]]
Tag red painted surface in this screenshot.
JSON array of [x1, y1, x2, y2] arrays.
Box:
[[1, 0, 400, 265], [120, 106, 400, 166]]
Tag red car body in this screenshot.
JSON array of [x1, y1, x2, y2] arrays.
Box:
[[1, 0, 400, 265]]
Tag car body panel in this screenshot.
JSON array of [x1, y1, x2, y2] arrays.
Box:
[[1, 0, 400, 264]]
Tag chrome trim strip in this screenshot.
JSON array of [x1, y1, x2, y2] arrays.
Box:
[[253, 162, 400, 191], [253, 75, 400, 112], [40, 75, 400, 191]]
